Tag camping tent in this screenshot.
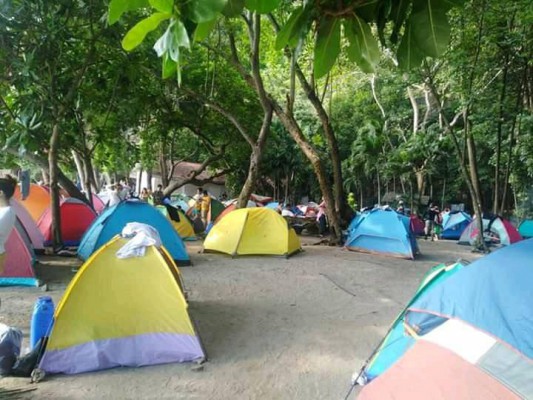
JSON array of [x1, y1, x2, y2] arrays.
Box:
[[441, 211, 471, 240], [345, 209, 419, 259], [354, 262, 465, 384], [458, 216, 522, 246], [518, 220, 533, 238], [14, 184, 52, 222], [38, 198, 97, 247], [39, 236, 205, 375], [204, 207, 301, 257], [78, 200, 190, 265], [91, 193, 105, 214], [409, 215, 425, 236], [11, 199, 44, 251], [0, 222, 38, 286], [215, 200, 257, 224], [156, 205, 196, 240], [356, 239, 533, 399]]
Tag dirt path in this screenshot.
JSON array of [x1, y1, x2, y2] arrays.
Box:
[[0, 238, 479, 399]]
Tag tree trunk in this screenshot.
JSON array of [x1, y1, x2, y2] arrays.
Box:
[[147, 169, 153, 191], [501, 115, 518, 215], [493, 58, 509, 214], [376, 171, 381, 205], [271, 101, 342, 242], [72, 151, 87, 193], [83, 155, 94, 209], [237, 109, 273, 209], [49, 124, 62, 249], [295, 69, 346, 219], [41, 169, 50, 185]]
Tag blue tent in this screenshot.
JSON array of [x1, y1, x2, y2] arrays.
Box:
[[518, 220, 533, 238], [265, 201, 279, 210], [441, 211, 471, 240], [356, 238, 533, 394], [408, 238, 533, 358], [78, 200, 190, 265], [345, 209, 418, 259], [357, 261, 465, 383]]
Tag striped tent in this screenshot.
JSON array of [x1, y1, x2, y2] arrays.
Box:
[[355, 239, 533, 399]]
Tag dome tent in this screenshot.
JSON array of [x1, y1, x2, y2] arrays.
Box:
[[356, 239, 533, 399], [346, 209, 419, 259], [203, 207, 301, 257], [78, 200, 190, 265], [39, 236, 205, 375]]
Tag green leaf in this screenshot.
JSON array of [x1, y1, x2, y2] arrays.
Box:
[[410, 1, 451, 57], [389, 0, 409, 44], [275, 7, 303, 50], [396, 21, 425, 70], [108, 0, 149, 24], [149, 0, 173, 13], [122, 12, 172, 51], [343, 16, 381, 74], [187, 0, 227, 23], [313, 17, 341, 79], [244, 0, 280, 14], [162, 53, 177, 79], [194, 18, 218, 42], [222, 0, 245, 17]]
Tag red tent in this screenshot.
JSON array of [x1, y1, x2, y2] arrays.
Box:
[[37, 198, 96, 246], [410, 215, 425, 236], [1, 223, 38, 286]]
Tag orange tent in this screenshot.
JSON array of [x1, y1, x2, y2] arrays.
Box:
[[14, 184, 51, 222]]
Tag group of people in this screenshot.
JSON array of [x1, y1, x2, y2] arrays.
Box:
[[424, 203, 446, 241], [192, 188, 211, 226]]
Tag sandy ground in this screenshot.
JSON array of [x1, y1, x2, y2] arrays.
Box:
[[0, 237, 480, 399]]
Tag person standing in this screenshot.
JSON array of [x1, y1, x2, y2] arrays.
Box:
[[201, 190, 211, 226], [424, 203, 437, 241], [108, 184, 121, 207], [193, 187, 203, 218], [0, 176, 17, 275], [317, 198, 327, 237], [152, 184, 164, 206]]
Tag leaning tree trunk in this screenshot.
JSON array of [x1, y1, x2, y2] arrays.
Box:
[[296, 69, 347, 220], [49, 124, 62, 250], [237, 110, 272, 209], [272, 101, 342, 242]]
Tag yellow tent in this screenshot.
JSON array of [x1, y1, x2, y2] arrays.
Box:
[[156, 205, 196, 239], [39, 236, 205, 375], [203, 207, 301, 257]]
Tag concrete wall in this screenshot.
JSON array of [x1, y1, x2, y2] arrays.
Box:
[[133, 171, 226, 199]]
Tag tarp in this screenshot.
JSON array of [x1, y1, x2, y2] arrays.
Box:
[[40, 236, 205, 375], [518, 219, 533, 238], [78, 200, 190, 265], [441, 211, 471, 240], [38, 198, 97, 246], [204, 207, 301, 257], [345, 210, 418, 259]]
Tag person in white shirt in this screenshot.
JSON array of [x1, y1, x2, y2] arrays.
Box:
[[108, 184, 122, 207], [0, 176, 17, 274]]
